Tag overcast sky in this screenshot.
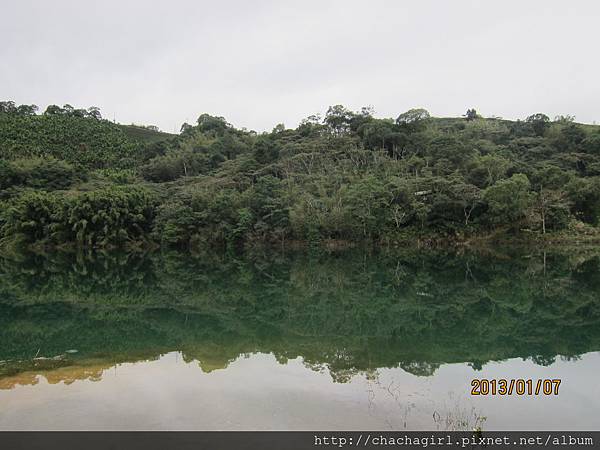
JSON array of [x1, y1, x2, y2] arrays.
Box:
[[3, 0, 599, 132]]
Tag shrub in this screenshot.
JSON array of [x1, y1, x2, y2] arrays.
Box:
[[1, 186, 156, 247]]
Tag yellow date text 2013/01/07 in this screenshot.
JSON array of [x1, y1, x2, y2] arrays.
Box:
[[471, 379, 561, 396]]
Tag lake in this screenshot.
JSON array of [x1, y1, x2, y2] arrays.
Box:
[[0, 248, 599, 430]]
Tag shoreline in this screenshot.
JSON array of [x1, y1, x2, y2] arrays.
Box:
[[2, 228, 600, 257]]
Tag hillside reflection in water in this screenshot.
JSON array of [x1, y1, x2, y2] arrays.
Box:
[[1, 248, 599, 430]]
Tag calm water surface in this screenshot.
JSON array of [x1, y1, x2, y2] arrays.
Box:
[[0, 249, 599, 430]]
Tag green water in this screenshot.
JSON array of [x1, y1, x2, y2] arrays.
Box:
[[0, 248, 599, 430]]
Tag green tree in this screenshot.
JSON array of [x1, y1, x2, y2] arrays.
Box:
[[532, 189, 570, 233], [0, 101, 17, 114], [396, 108, 430, 133], [464, 108, 480, 121], [526, 113, 550, 136], [87, 106, 102, 120], [484, 174, 533, 226], [324, 105, 354, 136], [344, 176, 391, 238]]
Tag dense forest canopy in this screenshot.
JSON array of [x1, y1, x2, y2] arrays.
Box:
[[2, 100, 600, 249]]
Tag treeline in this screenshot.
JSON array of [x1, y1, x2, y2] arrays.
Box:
[[0, 101, 102, 119], [2, 101, 600, 248]]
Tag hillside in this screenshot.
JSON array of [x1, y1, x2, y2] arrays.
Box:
[[119, 124, 175, 144], [1, 101, 600, 249]]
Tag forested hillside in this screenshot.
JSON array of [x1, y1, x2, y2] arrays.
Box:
[[1, 100, 600, 249]]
